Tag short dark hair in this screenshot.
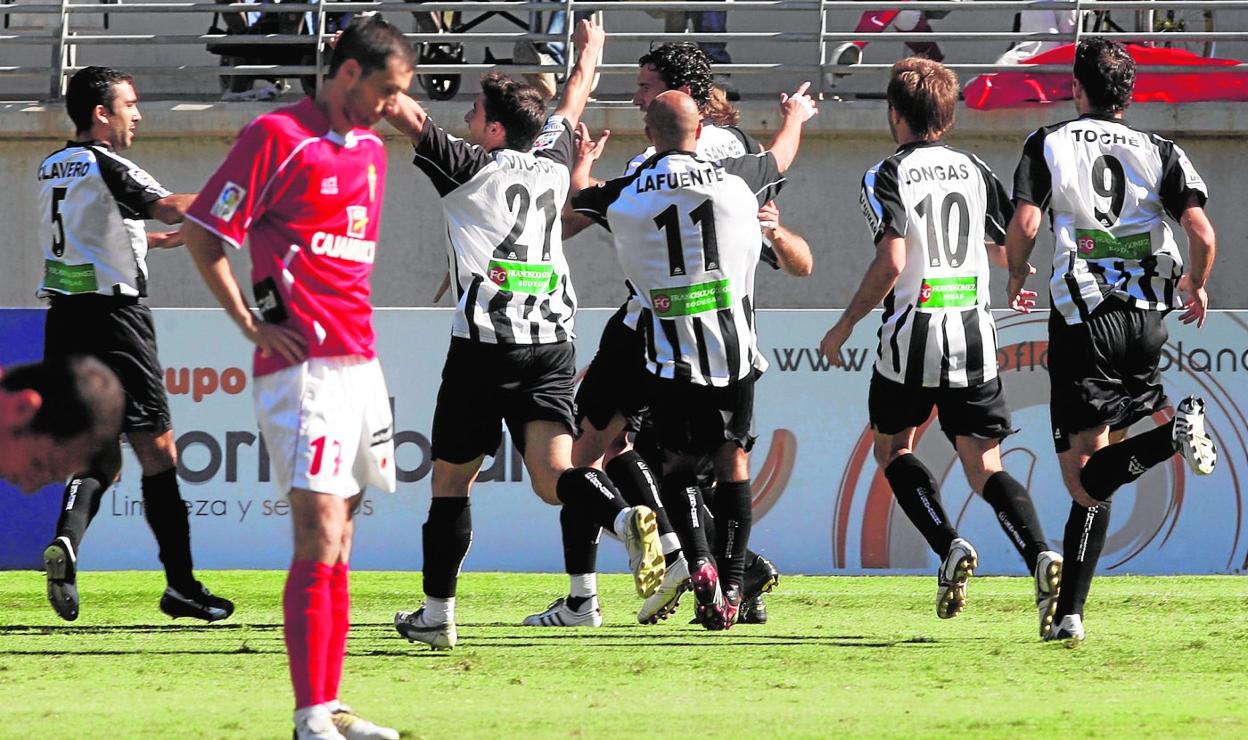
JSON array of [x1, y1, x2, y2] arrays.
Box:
[[887, 57, 959, 140], [638, 43, 714, 109], [1, 356, 123, 443], [328, 14, 416, 79], [65, 66, 133, 134], [1075, 38, 1135, 113], [480, 73, 547, 150]]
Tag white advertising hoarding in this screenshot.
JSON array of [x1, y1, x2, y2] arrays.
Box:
[[5, 308, 1247, 575]]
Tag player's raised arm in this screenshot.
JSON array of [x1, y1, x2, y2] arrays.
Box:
[[766, 81, 818, 174], [552, 19, 605, 130], [387, 91, 430, 142]]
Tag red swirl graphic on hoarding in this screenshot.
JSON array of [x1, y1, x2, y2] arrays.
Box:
[[833, 313, 1247, 572]]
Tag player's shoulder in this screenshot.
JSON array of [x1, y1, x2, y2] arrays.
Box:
[[244, 99, 322, 143], [704, 123, 759, 151]]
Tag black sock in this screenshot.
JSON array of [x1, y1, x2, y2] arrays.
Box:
[[423, 497, 472, 599], [712, 480, 753, 591], [884, 454, 957, 555], [1055, 500, 1111, 621], [559, 505, 599, 576], [556, 467, 627, 534], [55, 475, 109, 561], [606, 451, 675, 537], [660, 472, 711, 564], [141, 469, 196, 592], [981, 471, 1047, 571], [1081, 422, 1176, 502], [698, 485, 718, 550]]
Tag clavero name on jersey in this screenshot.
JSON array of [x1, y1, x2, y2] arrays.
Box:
[[38, 161, 90, 180]]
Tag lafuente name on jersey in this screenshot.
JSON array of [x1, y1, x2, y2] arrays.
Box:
[[903, 163, 971, 184], [636, 165, 725, 193], [38, 161, 91, 180], [309, 232, 376, 263]]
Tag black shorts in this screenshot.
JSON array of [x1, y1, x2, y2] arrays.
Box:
[[643, 374, 756, 457], [1048, 299, 1168, 453], [575, 305, 648, 434], [43, 295, 171, 434], [431, 337, 577, 464], [868, 371, 1014, 445]]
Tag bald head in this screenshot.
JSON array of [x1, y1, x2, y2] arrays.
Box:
[[644, 90, 701, 151]]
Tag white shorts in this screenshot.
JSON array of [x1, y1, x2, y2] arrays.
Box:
[[255, 356, 397, 498]]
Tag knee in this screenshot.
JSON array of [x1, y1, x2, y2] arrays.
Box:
[[532, 467, 564, 506], [873, 444, 905, 469]]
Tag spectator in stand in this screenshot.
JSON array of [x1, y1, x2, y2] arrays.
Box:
[[826, 3, 953, 86]]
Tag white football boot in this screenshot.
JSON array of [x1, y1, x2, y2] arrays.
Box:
[[936, 538, 978, 619], [622, 506, 665, 598], [1034, 550, 1063, 638], [1173, 396, 1218, 476], [394, 606, 457, 650], [638, 554, 691, 624], [521, 596, 603, 627]]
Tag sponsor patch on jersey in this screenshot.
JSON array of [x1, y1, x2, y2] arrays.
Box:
[[859, 184, 882, 236], [650, 279, 733, 318], [321, 176, 339, 195], [531, 116, 566, 151], [917, 276, 977, 308], [1074, 229, 1152, 261], [210, 181, 246, 221], [487, 259, 559, 294], [346, 205, 369, 239], [127, 166, 170, 196]]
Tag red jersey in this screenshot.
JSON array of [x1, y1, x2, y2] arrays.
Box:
[[186, 98, 387, 377]]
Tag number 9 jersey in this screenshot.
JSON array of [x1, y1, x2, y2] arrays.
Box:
[[1012, 114, 1208, 325], [861, 141, 1013, 389]]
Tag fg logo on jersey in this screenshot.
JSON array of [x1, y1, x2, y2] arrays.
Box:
[[1078, 235, 1096, 254], [489, 265, 508, 285], [346, 206, 369, 239], [653, 294, 672, 313], [210, 181, 246, 221]]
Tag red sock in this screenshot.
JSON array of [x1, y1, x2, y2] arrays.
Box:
[[324, 563, 350, 703], [284, 560, 333, 709]]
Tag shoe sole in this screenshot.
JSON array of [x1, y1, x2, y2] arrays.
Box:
[[159, 602, 231, 622], [628, 508, 665, 598], [1183, 436, 1218, 476], [1037, 558, 1063, 638], [937, 550, 977, 619], [690, 567, 729, 631], [43, 541, 78, 622]]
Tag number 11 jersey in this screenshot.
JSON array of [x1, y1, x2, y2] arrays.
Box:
[[861, 141, 1012, 389]]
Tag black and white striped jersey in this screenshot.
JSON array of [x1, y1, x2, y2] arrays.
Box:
[[624, 123, 758, 176], [35, 141, 171, 298], [412, 115, 577, 344], [1013, 114, 1208, 325], [573, 150, 784, 387], [861, 141, 1013, 389]]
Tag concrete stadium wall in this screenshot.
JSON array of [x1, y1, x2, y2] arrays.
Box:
[[1, 99, 1246, 310]]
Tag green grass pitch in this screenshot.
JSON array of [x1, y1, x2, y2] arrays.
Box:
[[1, 572, 1246, 738]]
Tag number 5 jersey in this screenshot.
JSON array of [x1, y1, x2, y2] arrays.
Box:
[[1013, 113, 1208, 325], [860, 141, 1013, 389]]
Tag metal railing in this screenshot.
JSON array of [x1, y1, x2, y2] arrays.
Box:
[[0, 0, 1245, 100]]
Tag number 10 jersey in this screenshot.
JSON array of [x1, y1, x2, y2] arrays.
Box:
[[860, 141, 1012, 389]]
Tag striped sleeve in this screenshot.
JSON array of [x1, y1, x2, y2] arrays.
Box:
[[859, 158, 905, 244], [1155, 136, 1208, 220], [1012, 128, 1052, 208], [971, 154, 1013, 245]]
